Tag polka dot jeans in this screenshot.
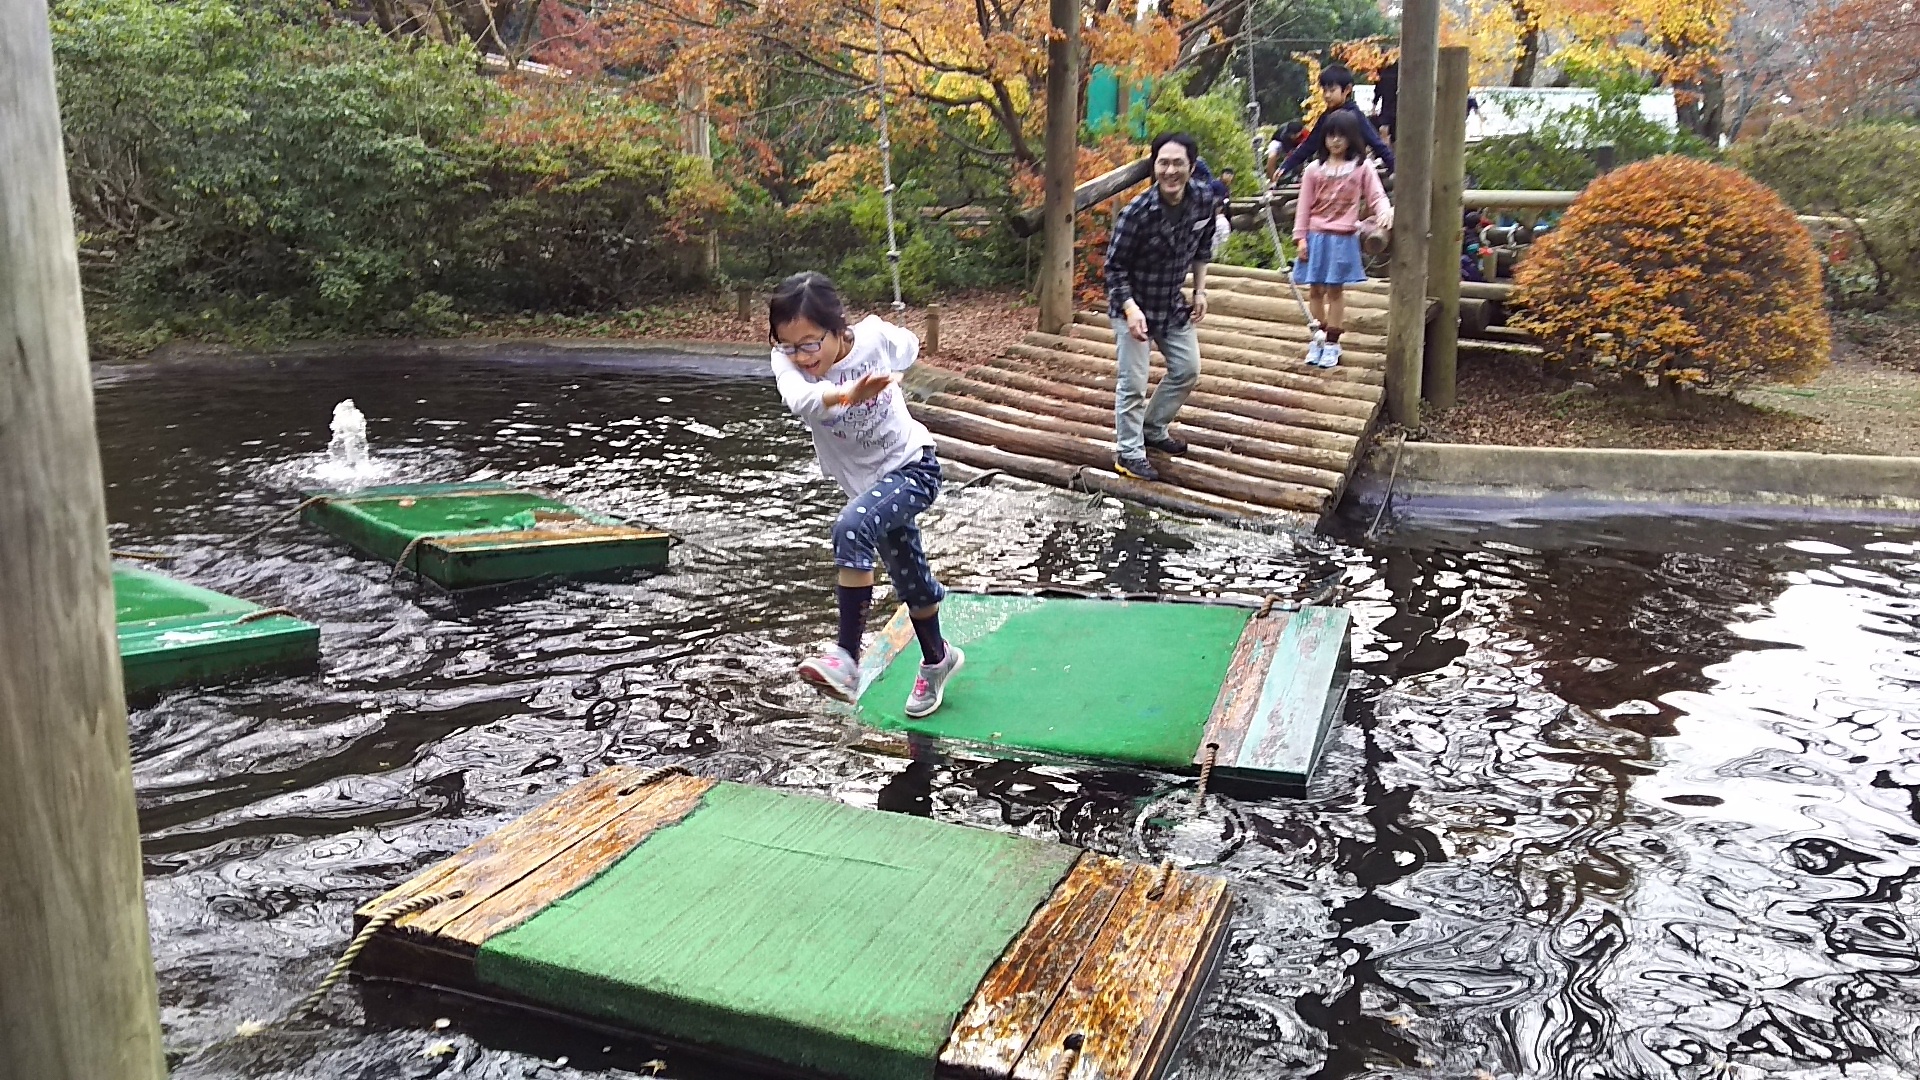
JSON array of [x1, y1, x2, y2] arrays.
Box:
[[831, 447, 945, 610]]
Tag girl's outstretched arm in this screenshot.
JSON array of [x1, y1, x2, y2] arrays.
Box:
[[771, 354, 843, 422]]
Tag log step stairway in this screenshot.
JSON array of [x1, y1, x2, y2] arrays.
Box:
[[908, 263, 1395, 528]]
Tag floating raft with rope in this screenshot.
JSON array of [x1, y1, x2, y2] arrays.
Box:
[[907, 263, 1427, 528], [353, 767, 1230, 1080], [857, 593, 1349, 793], [301, 482, 669, 588], [113, 565, 319, 695]]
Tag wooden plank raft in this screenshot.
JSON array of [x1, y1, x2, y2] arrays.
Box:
[[856, 593, 1350, 794], [354, 767, 1232, 1080], [909, 263, 1407, 527], [300, 482, 669, 588]]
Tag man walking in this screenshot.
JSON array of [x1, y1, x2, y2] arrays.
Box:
[[1104, 132, 1211, 482]]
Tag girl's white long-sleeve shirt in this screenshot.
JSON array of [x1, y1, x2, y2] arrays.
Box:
[[770, 315, 936, 498]]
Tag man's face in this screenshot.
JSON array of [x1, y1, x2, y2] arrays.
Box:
[[1154, 144, 1192, 199], [1323, 83, 1350, 108]]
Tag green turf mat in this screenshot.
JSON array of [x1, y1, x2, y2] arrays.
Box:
[[859, 594, 1250, 769], [113, 566, 319, 695], [475, 782, 1078, 1080]]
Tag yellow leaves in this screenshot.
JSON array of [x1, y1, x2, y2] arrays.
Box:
[[1512, 156, 1831, 389]]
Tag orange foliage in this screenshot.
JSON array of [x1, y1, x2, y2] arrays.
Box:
[[1795, 0, 1920, 121], [1513, 157, 1830, 389]]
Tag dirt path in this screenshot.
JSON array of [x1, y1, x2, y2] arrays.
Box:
[[1740, 340, 1920, 456]]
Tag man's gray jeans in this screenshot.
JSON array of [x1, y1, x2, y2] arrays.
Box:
[[1111, 317, 1201, 457]]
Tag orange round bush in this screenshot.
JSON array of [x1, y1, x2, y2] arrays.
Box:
[[1512, 156, 1830, 389]]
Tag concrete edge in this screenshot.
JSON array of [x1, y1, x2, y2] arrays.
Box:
[[1352, 441, 1920, 515]]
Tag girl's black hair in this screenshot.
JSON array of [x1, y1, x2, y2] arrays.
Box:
[[768, 271, 849, 341], [1315, 108, 1367, 164]]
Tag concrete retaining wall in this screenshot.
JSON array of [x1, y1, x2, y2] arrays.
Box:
[[1352, 442, 1920, 515]]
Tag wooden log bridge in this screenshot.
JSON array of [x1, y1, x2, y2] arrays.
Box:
[[908, 263, 1410, 527]]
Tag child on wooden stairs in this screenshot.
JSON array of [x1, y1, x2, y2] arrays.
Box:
[[1291, 108, 1392, 369], [767, 272, 965, 718]]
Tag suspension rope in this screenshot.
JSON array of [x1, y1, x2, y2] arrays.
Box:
[[1240, 16, 1320, 334], [873, 0, 906, 314]]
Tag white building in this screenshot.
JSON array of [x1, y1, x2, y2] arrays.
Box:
[[1352, 85, 1678, 143]]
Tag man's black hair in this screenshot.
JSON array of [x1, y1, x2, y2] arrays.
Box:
[[1319, 63, 1355, 91], [768, 271, 849, 341], [1314, 108, 1368, 163], [1149, 132, 1199, 167], [1278, 119, 1307, 143]]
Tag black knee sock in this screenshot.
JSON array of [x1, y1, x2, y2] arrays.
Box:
[[837, 584, 872, 658], [912, 610, 947, 666], [1326, 327, 1344, 344]]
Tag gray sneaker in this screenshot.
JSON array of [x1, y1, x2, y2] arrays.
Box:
[[798, 645, 859, 702], [903, 644, 965, 718]]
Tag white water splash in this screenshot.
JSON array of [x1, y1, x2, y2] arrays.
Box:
[[307, 398, 398, 486]]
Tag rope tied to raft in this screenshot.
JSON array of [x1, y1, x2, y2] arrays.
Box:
[[1146, 858, 1177, 901], [618, 763, 691, 796], [1048, 1033, 1086, 1080], [234, 606, 297, 625], [1191, 741, 1219, 820], [237, 888, 464, 1036], [389, 535, 429, 583], [111, 549, 178, 561], [236, 495, 332, 546], [1366, 433, 1408, 543]]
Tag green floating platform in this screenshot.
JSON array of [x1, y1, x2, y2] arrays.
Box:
[[359, 769, 1231, 1080], [301, 482, 669, 588], [856, 593, 1350, 790], [114, 565, 319, 695]]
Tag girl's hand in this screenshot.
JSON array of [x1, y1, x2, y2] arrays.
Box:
[[841, 372, 895, 406], [1297, 237, 1309, 261]]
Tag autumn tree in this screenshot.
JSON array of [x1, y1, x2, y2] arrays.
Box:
[[1794, 0, 1920, 121]]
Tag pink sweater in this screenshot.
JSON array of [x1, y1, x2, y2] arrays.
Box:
[[1292, 159, 1391, 242]]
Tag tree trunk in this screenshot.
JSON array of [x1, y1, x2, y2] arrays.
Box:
[[1, 2, 167, 1075], [1510, 1, 1540, 86], [1180, 0, 1249, 97]]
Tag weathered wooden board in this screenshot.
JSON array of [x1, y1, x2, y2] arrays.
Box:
[[1008, 867, 1232, 1080], [940, 853, 1134, 1078], [357, 768, 715, 943], [1195, 609, 1293, 769], [1198, 606, 1350, 790]]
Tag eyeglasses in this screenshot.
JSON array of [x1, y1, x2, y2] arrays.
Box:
[[774, 340, 826, 356]]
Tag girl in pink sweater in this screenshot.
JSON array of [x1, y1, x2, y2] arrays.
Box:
[[1291, 109, 1392, 368]]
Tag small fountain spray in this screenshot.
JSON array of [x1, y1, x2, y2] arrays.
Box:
[[327, 399, 369, 471]]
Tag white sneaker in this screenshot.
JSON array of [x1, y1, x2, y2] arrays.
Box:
[[1304, 338, 1325, 366], [1319, 343, 1343, 368]]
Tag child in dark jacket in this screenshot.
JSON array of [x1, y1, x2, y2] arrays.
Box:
[[1275, 64, 1395, 182]]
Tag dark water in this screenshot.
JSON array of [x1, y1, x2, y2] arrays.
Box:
[[96, 353, 1920, 1080]]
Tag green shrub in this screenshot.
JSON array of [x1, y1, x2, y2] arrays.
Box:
[[1734, 119, 1920, 310], [54, 0, 712, 349]]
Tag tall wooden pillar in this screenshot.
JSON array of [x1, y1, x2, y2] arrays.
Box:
[[0, 0, 167, 1076], [1384, 0, 1439, 427], [1423, 46, 1471, 410], [1036, 0, 1080, 334]]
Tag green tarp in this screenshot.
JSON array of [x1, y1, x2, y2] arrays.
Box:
[[114, 566, 319, 695], [476, 782, 1078, 1080], [859, 594, 1249, 769]]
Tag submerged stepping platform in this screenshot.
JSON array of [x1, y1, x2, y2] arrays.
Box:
[[857, 593, 1350, 791], [355, 767, 1231, 1080], [113, 565, 319, 695], [302, 482, 669, 588]]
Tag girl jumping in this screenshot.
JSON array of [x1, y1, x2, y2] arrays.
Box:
[[1292, 108, 1392, 369], [768, 271, 963, 717]]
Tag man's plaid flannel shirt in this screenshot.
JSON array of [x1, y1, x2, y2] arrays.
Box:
[[1105, 180, 1213, 336]]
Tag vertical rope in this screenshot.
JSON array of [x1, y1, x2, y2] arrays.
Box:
[[873, 0, 906, 313], [1241, 13, 1317, 330]]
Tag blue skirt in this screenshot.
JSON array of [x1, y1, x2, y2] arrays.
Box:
[[1292, 230, 1368, 286]]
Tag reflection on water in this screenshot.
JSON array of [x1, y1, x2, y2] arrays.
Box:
[[94, 353, 1920, 1080]]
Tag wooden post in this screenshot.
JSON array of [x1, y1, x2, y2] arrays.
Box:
[[0, 1, 167, 1076], [926, 303, 942, 355], [1481, 248, 1499, 283], [1423, 46, 1470, 411], [1384, 0, 1439, 427], [736, 286, 752, 322], [1035, 0, 1080, 335]]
